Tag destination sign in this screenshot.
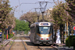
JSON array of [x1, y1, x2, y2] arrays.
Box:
[[41, 23, 48, 25], [39, 22, 51, 26]]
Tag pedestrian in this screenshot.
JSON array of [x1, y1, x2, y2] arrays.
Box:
[[56, 30, 61, 44]]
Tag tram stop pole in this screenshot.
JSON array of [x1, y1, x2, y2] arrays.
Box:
[[6, 30, 8, 39], [73, 26, 75, 35]]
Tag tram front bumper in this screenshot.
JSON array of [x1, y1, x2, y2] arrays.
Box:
[[35, 39, 53, 44]]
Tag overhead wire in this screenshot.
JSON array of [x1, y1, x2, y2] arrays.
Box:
[[17, 0, 54, 15]]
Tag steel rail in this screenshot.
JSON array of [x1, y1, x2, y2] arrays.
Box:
[[20, 37, 27, 50], [9, 39, 15, 50], [38, 46, 46, 50], [38, 44, 58, 50], [9, 37, 27, 50]]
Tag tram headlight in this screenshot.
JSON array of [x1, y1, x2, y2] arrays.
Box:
[[46, 38, 49, 40], [40, 37, 49, 40], [41, 38, 43, 40]]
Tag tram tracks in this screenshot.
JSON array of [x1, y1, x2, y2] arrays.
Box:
[[20, 37, 27, 50], [38, 46, 45, 50], [9, 39, 15, 50], [9, 37, 27, 50], [8, 35, 58, 50], [37, 45, 58, 50], [20, 37, 58, 50]]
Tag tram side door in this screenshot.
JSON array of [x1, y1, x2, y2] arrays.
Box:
[[51, 26, 54, 44]]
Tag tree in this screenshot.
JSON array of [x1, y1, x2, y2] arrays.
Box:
[[14, 19, 30, 32], [20, 12, 38, 24], [65, 0, 75, 22], [5, 12, 16, 34], [0, 0, 12, 42], [5, 12, 16, 28], [51, 1, 72, 43], [65, 0, 75, 49], [0, 0, 12, 29]]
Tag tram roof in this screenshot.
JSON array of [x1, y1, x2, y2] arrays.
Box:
[[30, 22, 53, 27]]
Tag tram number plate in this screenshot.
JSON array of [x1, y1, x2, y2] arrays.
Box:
[[43, 38, 46, 40]]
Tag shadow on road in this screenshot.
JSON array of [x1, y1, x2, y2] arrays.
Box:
[[26, 42, 73, 50], [26, 42, 55, 46]]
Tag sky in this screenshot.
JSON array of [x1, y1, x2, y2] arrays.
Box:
[[9, 0, 65, 19]]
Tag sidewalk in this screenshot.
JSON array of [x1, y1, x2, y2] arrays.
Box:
[[56, 43, 73, 50], [0, 40, 10, 49]]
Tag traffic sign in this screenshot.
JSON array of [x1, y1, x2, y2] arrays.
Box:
[[73, 26, 75, 30]]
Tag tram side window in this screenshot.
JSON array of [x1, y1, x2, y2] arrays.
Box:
[[50, 26, 53, 34], [36, 26, 39, 33], [31, 26, 35, 33], [50, 26, 52, 34], [31, 27, 33, 33]]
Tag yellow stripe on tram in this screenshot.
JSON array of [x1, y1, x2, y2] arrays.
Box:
[[37, 33, 52, 37]]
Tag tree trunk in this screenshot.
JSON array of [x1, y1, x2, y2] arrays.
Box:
[[2, 29, 4, 44], [55, 29, 57, 43], [60, 24, 64, 44], [53, 23, 58, 43]]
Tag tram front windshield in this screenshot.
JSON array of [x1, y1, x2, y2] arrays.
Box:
[[39, 26, 50, 34]]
